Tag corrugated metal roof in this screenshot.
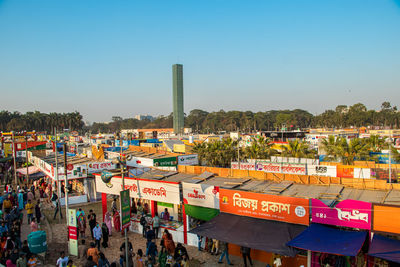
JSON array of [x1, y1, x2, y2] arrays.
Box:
[[199, 177, 251, 189]]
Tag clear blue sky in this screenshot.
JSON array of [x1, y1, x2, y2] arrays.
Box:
[[1, 0, 399, 122]]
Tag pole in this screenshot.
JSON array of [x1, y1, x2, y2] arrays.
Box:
[[12, 131, 17, 185], [63, 143, 69, 222], [54, 128, 62, 219], [307, 250, 311, 267], [389, 135, 392, 184], [25, 135, 29, 185], [121, 141, 129, 267], [237, 137, 240, 169]]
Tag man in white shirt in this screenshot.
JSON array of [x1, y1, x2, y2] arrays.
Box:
[[56, 251, 69, 267]]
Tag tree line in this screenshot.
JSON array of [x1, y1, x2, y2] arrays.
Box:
[[91, 102, 399, 133], [0, 111, 84, 132], [193, 135, 400, 167], [0, 102, 398, 133]]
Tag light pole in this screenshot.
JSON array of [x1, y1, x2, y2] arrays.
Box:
[[12, 131, 17, 185], [388, 135, 392, 184], [63, 143, 69, 220], [54, 128, 62, 219], [120, 139, 129, 266]]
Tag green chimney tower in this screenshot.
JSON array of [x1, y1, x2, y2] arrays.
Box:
[[172, 64, 184, 134]]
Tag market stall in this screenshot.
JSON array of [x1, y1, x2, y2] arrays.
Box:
[[191, 188, 310, 266], [371, 204, 400, 266], [288, 199, 371, 267], [95, 174, 185, 242]]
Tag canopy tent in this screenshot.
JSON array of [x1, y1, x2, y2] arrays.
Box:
[[369, 234, 400, 264], [184, 204, 219, 221], [16, 166, 40, 175], [287, 223, 367, 257], [0, 157, 12, 163], [28, 172, 46, 181], [190, 212, 306, 257]]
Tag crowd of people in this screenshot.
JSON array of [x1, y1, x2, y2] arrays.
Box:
[[0, 182, 46, 266]]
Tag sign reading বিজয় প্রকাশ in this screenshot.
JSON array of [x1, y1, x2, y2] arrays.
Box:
[[311, 199, 372, 230], [219, 188, 309, 225]]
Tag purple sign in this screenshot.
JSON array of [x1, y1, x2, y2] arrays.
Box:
[[312, 199, 371, 230]]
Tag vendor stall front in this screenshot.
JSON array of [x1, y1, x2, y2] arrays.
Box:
[[371, 204, 400, 266], [182, 180, 220, 247], [191, 188, 310, 266], [289, 198, 372, 267], [95, 174, 184, 242]]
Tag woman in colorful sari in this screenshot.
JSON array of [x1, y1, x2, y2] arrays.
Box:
[[113, 210, 121, 232], [104, 211, 112, 236], [77, 213, 86, 239]]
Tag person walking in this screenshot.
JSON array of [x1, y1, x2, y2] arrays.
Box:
[[140, 215, 147, 237], [87, 242, 100, 265], [52, 192, 62, 220], [101, 222, 109, 248], [152, 212, 160, 239], [34, 200, 41, 224], [135, 249, 144, 267], [30, 218, 38, 232], [78, 213, 87, 239], [218, 241, 233, 265], [241, 246, 253, 267], [87, 210, 96, 239], [93, 222, 102, 250], [17, 190, 24, 211], [162, 229, 175, 255], [98, 252, 110, 267], [104, 212, 112, 236], [25, 200, 34, 224], [113, 210, 121, 232], [56, 251, 69, 267]]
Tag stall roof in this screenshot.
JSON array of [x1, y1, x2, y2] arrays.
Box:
[[287, 223, 367, 257], [135, 169, 178, 180], [127, 167, 397, 205], [199, 177, 251, 189], [124, 151, 178, 159], [33, 154, 110, 168], [369, 234, 400, 264], [190, 213, 306, 257]]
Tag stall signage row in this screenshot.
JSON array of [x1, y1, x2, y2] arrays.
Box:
[[95, 175, 181, 204], [231, 162, 372, 178], [87, 161, 116, 174], [372, 204, 400, 235], [182, 182, 220, 209], [154, 157, 178, 167], [219, 189, 309, 225], [311, 199, 372, 230], [177, 154, 199, 166]]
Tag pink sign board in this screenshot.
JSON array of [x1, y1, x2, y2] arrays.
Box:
[[311, 199, 371, 230]]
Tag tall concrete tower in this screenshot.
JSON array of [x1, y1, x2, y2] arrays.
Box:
[[172, 64, 184, 134]]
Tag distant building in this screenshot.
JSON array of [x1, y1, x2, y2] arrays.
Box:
[[172, 64, 184, 134], [134, 115, 155, 121]]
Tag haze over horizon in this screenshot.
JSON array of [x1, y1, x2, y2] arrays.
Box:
[[1, 0, 399, 122]]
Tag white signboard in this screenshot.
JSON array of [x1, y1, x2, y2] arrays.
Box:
[[95, 175, 181, 204], [87, 161, 116, 174], [354, 168, 371, 179], [182, 182, 220, 209], [177, 154, 199, 166], [126, 157, 154, 168], [255, 162, 306, 175], [231, 162, 240, 169], [307, 165, 337, 177], [240, 162, 256, 170]]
